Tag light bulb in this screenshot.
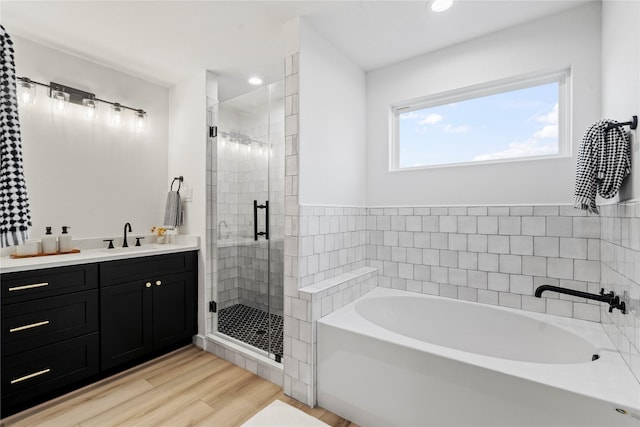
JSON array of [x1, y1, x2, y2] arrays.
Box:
[[111, 103, 123, 127], [18, 79, 36, 105], [134, 109, 147, 132], [82, 98, 97, 120], [431, 0, 453, 12], [51, 90, 69, 113], [248, 76, 263, 85]]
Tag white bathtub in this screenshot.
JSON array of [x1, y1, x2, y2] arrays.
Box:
[[317, 288, 640, 426]]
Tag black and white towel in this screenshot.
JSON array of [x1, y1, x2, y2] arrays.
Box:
[[574, 119, 631, 214], [0, 25, 32, 247]]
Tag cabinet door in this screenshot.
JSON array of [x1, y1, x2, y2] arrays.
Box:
[[2, 290, 98, 356], [152, 272, 195, 350], [100, 280, 152, 370], [2, 333, 99, 418]]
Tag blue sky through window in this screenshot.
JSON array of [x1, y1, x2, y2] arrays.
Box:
[[398, 82, 559, 168]]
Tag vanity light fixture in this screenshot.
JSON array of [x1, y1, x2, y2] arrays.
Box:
[[248, 76, 263, 86], [82, 98, 97, 120], [134, 109, 147, 132], [16, 76, 147, 130], [431, 0, 453, 12], [111, 103, 124, 127], [18, 77, 36, 105], [51, 88, 70, 113]]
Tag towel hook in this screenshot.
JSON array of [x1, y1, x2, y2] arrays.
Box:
[[171, 176, 183, 192], [605, 115, 638, 131]]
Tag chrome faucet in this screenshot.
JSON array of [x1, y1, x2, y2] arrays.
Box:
[[218, 220, 228, 239], [123, 222, 132, 247]]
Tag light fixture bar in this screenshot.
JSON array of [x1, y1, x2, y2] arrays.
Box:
[[16, 76, 147, 117], [49, 81, 95, 106]]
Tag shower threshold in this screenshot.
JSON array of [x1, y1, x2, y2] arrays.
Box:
[[218, 304, 283, 359]]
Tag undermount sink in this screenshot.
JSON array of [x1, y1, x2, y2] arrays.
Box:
[[101, 245, 163, 253]]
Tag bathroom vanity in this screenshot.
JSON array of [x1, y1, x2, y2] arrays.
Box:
[[0, 242, 198, 417]]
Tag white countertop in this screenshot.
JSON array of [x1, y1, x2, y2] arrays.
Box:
[[0, 235, 200, 274]]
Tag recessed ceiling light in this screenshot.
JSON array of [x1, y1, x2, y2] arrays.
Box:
[[248, 77, 263, 85], [431, 0, 453, 12]]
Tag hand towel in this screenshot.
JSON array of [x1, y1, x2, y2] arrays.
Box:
[[0, 25, 32, 247], [574, 120, 630, 214], [163, 191, 183, 228]]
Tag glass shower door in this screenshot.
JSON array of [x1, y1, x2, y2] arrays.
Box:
[[213, 81, 284, 361]]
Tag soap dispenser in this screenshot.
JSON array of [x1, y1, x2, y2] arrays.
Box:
[[41, 227, 58, 254], [59, 226, 72, 252]]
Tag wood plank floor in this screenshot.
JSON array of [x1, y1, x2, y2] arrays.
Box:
[[1, 345, 357, 427]]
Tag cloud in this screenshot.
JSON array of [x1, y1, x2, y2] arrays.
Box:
[[473, 138, 557, 161], [475, 102, 559, 161], [444, 124, 470, 133], [535, 103, 558, 124], [534, 124, 558, 139], [399, 111, 423, 120], [418, 113, 443, 125]]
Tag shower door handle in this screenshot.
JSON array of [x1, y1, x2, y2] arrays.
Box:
[[254, 200, 269, 241]]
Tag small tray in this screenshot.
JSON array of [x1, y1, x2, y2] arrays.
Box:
[[10, 249, 81, 259]]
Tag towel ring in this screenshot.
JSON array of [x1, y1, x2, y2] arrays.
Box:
[[171, 176, 183, 192]]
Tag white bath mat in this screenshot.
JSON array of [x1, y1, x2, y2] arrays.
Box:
[[241, 400, 330, 427]]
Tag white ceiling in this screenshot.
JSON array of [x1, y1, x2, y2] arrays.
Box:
[[1, 0, 592, 101]]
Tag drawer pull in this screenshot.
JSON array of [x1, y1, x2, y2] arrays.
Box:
[[8, 282, 49, 292], [146, 282, 151, 288], [11, 368, 51, 384], [10, 320, 50, 333], [156, 280, 162, 286]]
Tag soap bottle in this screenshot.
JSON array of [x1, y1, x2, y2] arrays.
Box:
[[59, 226, 72, 252], [41, 226, 58, 254]]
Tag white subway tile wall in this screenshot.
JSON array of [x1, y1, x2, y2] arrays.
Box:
[[367, 205, 603, 321], [282, 53, 307, 404], [285, 267, 378, 408], [600, 202, 640, 383], [298, 206, 368, 287]]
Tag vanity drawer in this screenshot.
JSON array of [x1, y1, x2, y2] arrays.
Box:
[[100, 251, 196, 287], [1, 264, 98, 304], [1, 333, 99, 412], [2, 290, 99, 356]]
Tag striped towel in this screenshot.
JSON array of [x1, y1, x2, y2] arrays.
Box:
[[163, 191, 183, 228], [574, 120, 630, 214]]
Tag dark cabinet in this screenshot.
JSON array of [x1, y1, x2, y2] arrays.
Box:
[[1, 250, 198, 418], [99, 251, 197, 371], [100, 279, 153, 370], [1, 264, 99, 417]]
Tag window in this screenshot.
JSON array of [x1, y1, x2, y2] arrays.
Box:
[[390, 69, 570, 170]]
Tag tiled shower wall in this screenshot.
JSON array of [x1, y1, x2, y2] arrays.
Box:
[[366, 205, 604, 321], [600, 201, 640, 382], [217, 240, 284, 316]]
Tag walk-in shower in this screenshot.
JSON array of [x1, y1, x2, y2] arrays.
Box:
[[209, 81, 284, 361]]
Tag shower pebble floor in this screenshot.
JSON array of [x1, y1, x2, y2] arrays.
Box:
[[218, 304, 284, 358]]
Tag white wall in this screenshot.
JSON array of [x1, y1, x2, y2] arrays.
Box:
[[602, 0, 640, 201], [168, 70, 209, 336], [298, 20, 367, 206], [13, 35, 169, 240], [366, 3, 602, 206]]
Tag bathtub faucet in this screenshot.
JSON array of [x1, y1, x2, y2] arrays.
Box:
[[534, 285, 626, 314]]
